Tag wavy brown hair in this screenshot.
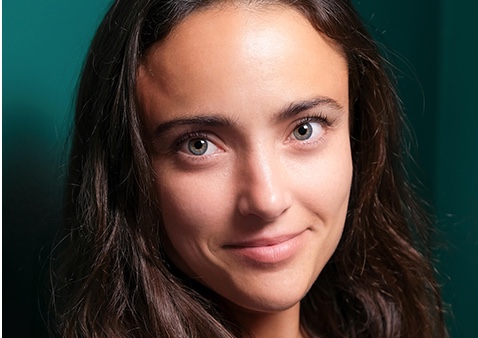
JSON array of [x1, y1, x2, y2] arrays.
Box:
[[51, 0, 447, 337]]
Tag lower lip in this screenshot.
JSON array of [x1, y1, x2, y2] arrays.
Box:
[[225, 232, 305, 265]]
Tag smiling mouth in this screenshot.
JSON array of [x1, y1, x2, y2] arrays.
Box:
[[223, 231, 306, 264]]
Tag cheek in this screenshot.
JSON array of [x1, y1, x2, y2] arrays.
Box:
[[156, 181, 212, 275], [292, 146, 353, 219], [156, 169, 233, 251]]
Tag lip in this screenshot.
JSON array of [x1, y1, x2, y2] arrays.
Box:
[[223, 230, 306, 264]]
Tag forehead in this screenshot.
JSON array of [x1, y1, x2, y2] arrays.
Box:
[[137, 4, 348, 123], [142, 4, 344, 71]]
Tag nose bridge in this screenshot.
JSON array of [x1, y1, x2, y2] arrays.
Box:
[[237, 144, 292, 220]]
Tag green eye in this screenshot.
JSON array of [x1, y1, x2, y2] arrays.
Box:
[[293, 123, 313, 140], [188, 139, 209, 155]]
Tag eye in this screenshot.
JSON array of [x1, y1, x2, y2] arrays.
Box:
[[291, 121, 323, 141], [181, 137, 219, 156]]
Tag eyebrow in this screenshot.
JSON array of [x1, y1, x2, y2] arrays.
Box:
[[154, 115, 233, 135], [153, 96, 344, 135], [274, 96, 345, 121]]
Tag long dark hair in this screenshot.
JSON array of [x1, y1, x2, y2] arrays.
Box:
[[52, 0, 447, 337]]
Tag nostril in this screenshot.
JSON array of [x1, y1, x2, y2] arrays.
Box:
[[237, 185, 292, 221]]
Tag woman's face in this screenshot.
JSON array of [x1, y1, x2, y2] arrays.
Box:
[[137, 5, 352, 314]]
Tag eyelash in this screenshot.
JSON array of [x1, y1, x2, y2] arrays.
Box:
[[294, 113, 331, 129], [170, 113, 332, 154], [289, 113, 331, 142], [172, 131, 212, 151]]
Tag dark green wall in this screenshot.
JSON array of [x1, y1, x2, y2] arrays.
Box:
[[4, 1, 477, 337], [3, 1, 110, 336], [354, 0, 441, 191], [354, 1, 478, 337], [435, 0, 478, 336]]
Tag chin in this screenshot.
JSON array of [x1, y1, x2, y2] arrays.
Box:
[[216, 276, 313, 314]]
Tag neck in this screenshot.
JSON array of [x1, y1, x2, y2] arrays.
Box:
[[230, 302, 308, 338]]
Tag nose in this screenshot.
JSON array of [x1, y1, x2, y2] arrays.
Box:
[[237, 150, 292, 221]]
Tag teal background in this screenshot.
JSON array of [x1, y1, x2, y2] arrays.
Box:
[[3, 1, 111, 336], [3, 0, 477, 337], [354, 1, 478, 337]]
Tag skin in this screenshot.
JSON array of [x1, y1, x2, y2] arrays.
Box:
[[137, 4, 352, 338]]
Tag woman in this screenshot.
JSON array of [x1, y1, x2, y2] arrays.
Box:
[[53, 0, 447, 337]]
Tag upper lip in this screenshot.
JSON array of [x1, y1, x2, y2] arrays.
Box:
[[224, 230, 305, 248]]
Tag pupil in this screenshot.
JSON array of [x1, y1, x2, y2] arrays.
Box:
[[298, 125, 308, 135], [193, 140, 204, 149], [294, 123, 312, 140], [189, 139, 207, 155]]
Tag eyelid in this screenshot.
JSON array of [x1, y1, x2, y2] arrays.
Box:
[[292, 113, 331, 128], [173, 131, 211, 150], [172, 130, 223, 158], [286, 113, 331, 145], [161, 113, 332, 155]]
